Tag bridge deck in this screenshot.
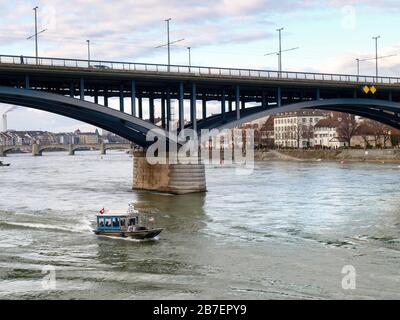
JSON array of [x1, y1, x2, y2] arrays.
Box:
[[1, 54, 400, 92]]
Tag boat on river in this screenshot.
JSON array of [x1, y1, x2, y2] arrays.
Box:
[[0, 161, 10, 167], [93, 203, 162, 240]]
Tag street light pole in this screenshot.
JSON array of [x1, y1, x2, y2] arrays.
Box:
[[372, 35, 381, 80], [187, 46, 191, 70], [277, 27, 284, 75], [165, 18, 171, 69], [356, 58, 360, 78], [87, 40, 91, 67], [33, 6, 39, 63]]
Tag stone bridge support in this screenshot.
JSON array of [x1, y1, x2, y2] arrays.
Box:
[[100, 143, 106, 155], [0, 148, 5, 157], [68, 144, 75, 156], [132, 151, 206, 195], [32, 143, 41, 156]]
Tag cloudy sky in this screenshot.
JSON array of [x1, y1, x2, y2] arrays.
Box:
[[1, 0, 400, 132]]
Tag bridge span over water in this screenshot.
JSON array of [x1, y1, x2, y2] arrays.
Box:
[[0, 143, 133, 157], [1, 54, 400, 193]]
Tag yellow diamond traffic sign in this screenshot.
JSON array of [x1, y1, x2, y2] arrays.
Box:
[[370, 86, 377, 94], [363, 85, 370, 94]]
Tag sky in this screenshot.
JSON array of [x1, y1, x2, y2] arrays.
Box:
[[1, 0, 400, 132]]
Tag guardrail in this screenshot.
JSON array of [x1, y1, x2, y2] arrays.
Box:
[[0, 54, 399, 85]]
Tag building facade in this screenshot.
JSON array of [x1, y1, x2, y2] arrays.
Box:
[[274, 110, 327, 148], [314, 118, 349, 148]]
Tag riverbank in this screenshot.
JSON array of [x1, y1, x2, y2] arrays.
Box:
[[254, 149, 400, 163]]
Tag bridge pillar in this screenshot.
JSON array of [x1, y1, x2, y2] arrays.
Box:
[[132, 151, 206, 195], [0, 148, 5, 157], [32, 144, 41, 156], [68, 144, 75, 156], [100, 143, 106, 155]]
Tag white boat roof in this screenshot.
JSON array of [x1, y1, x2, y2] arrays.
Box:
[[96, 210, 137, 217]]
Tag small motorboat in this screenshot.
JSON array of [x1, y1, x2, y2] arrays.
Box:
[[0, 161, 10, 167], [93, 203, 162, 240]]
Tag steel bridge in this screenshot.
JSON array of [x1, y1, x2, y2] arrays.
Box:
[[1, 54, 400, 148]]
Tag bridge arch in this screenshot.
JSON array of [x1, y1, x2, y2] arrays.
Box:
[[196, 98, 400, 132], [0, 86, 172, 147], [38, 145, 70, 155], [0, 145, 31, 156]]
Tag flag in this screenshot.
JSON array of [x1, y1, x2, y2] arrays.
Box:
[[99, 208, 105, 214]]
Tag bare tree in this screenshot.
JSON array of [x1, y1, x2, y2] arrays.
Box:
[[336, 113, 359, 146]]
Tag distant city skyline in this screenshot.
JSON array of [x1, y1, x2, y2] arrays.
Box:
[[1, 0, 400, 131]]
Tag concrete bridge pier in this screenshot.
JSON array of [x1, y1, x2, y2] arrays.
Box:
[[132, 151, 206, 195], [32, 144, 41, 156], [0, 148, 4, 157], [100, 143, 106, 155], [68, 144, 75, 156]]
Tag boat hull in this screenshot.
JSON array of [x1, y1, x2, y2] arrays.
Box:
[[93, 228, 163, 240]]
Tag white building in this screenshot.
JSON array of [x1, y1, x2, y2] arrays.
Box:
[[274, 110, 327, 148], [314, 118, 349, 148]]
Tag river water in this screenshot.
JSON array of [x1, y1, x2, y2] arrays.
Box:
[[1, 151, 400, 299]]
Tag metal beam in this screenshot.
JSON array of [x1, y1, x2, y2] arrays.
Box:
[[191, 82, 197, 132], [221, 89, 226, 121], [277, 87, 282, 107], [236, 85, 240, 120], [119, 84, 124, 112], [161, 97, 166, 129], [202, 96, 207, 120], [80, 78, 84, 101], [166, 89, 171, 131], [149, 96, 155, 123], [104, 87, 108, 107], [25, 75, 30, 89], [179, 81, 184, 130], [131, 80, 136, 116], [138, 96, 143, 119]]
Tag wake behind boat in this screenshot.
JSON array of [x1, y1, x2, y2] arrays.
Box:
[[93, 203, 162, 240]]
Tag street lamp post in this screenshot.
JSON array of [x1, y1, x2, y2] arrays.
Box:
[[165, 18, 171, 69], [356, 58, 360, 79], [372, 35, 381, 81], [87, 40, 91, 67], [187, 46, 191, 71], [33, 6, 39, 63], [276, 27, 284, 75]]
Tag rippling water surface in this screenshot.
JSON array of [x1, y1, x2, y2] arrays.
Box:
[[1, 151, 400, 299]]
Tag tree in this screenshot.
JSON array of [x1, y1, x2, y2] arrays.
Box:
[[336, 113, 359, 146]]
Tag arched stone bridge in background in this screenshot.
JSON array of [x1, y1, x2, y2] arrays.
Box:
[[1, 54, 400, 193], [0, 143, 133, 157]]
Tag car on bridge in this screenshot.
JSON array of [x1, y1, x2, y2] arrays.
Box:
[[90, 64, 110, 70]]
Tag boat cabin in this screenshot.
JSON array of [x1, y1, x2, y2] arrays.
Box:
[[96, 212, 139, 231]]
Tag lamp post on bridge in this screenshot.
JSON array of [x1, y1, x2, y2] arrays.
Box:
[[27, 6, 47, 64], [34, 6, 38, 62], [187, 46, 191, 71], [264, 27, 299, 77], [356, 58, 360, 80], [87, 40, 91, 67], [166, 18, 171, 68], [277, 27, 284, 75], [372, 35, 381, 81], [155, 18, 184, 72]]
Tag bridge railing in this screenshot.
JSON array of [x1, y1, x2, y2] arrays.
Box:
[[0, 54, 399, 85]]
